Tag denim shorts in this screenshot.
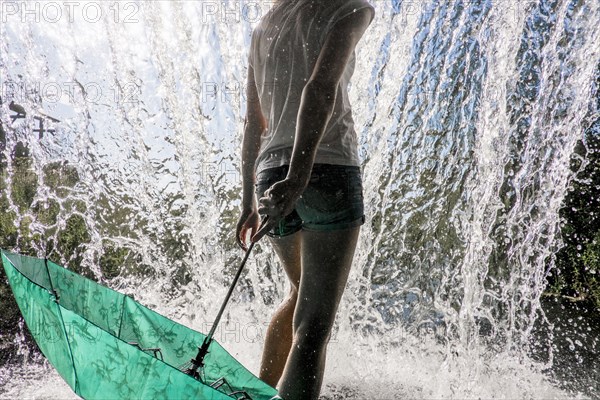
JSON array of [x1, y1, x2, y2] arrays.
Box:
[[255, 164, 365, 237]]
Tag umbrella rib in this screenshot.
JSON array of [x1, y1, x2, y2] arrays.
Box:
[[45, 258, 81, 393]]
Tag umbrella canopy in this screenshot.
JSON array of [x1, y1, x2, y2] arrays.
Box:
[[1, 249, 278, 400]]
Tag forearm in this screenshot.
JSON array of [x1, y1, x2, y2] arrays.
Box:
[[287, 80, 337, 186], [241, 119, 263, 208]]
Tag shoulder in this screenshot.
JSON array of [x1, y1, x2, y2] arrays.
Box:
[[325, 0, 375, 21], [318, 0, 375, 44], [317, 0, 375, 40]]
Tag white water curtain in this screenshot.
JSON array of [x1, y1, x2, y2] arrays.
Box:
[[1, 0, 599, 398]]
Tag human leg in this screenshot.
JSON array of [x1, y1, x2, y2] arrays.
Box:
[[256, 164, 364, 395], [259, 231, 302, 387], [277, 226, 360, 400]]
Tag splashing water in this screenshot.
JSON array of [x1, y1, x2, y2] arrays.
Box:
[[1, 0, 599, 398]]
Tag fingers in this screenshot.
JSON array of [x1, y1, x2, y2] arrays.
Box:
[[236, 211, 259, 251], [257, 196, 273, 219], [257, 180, 300, 221], [257, 201, 273, 218], [236, 221, 248, 251], [236, 214, 249, 250], [236, 214, 245, 245], [251, 217, 275, 243], [257, 189, 284, 220], [236, 226, 247, 251]]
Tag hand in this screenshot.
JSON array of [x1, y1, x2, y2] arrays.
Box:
[[236, 207, 260, 251], [252, 178, 305, 242]]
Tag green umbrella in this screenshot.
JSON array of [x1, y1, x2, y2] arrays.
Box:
[[1, 249, 279, 399]]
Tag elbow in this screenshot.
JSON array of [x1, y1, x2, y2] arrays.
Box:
[[244, 114, 267, 134], [303, 79, 338, 108], [305, 79, 338, 99]]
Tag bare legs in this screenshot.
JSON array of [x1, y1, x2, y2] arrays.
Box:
[[259, 227, 360, 400], [259, 232, 301, 387]]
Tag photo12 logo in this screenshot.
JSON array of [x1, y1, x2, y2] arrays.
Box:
[[0, 1, 278, 25], [2, 79, 141, 106], [0, 1, 140, 24]]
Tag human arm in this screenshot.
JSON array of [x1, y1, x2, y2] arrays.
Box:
[[253, 6, 374, 241], [236, 62, 268, 250]]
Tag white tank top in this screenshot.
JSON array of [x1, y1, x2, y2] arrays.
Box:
[[249, 0, 375, 173]]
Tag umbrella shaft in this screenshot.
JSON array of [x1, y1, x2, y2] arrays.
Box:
[[189, 216, 268, 375], [207, 241, 255, 341]]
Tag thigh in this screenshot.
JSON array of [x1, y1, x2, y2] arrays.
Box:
[[268, 231, 301, 290], [294, 227, 361, 328]]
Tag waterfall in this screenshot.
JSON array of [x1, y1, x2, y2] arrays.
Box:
[[1, 0, 598, 398]]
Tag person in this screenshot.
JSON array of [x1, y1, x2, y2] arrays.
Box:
[[236, 1, 375, 398]]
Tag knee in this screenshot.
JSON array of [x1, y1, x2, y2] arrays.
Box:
[[278, 287, 298, 315], [292, 315, 334, 349], [289, 278, 300, 294], [286, 286, 298, 304]]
